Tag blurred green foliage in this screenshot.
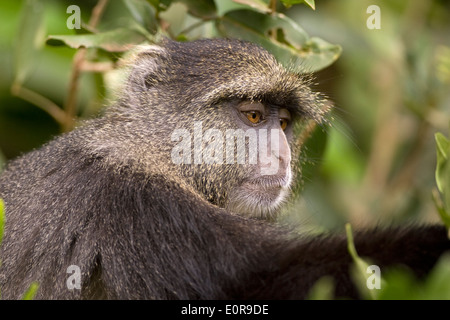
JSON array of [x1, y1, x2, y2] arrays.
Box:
[[281, 0, 450, 232], [309, 225, 450, 300]]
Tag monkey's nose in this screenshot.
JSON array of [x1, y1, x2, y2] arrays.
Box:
[[259, 129, 291, 176]]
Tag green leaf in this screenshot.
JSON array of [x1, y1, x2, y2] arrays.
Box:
[[300, 37, 342, 72], [232, 0, 270, 12], [123, 0, 158, 33], [435, 132, 450, 194], [434, 132, 450, 234], [432, 188, 450, 234], [281, 0, 315, 10], [307, 276, 335, 300], [177, 0, 217, 19], [304, 0, 315, 10], [421, 254, 450, 299], [22, 282, 39, 300], [47, 28, 150, 52], [376, 268, 420, 300], [346, 223, 383, 300], [214, 0, 270, 16], [13, 0, 46, 86], [216, 9, 341, 71]]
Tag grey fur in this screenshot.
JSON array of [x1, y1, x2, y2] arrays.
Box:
[[0, 39, 448, 299]]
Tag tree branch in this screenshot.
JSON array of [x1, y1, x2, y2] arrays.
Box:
[[63, 0, 109, 132]]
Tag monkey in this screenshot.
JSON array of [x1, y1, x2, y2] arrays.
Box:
[[0, 38, 449, 300]]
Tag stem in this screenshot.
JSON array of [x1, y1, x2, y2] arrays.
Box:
[[63, 0, 109, 132], [11, 83, 67, 125], [88, 0, 109, 29], [179, 18, 212, 37], [345, 223, 358, 261], [267, 0, 278, 41], [81, 61, 115, 73], [269, 0, 277, 13]]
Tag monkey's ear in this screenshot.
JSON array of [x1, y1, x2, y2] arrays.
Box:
[[126, 45, 167, 93]]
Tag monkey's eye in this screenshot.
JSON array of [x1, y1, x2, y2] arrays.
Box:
[[245, 111, 262, 124], [280, 118, 289, 131], [237, 102, 266, 126], [279, 108, 291, 131]]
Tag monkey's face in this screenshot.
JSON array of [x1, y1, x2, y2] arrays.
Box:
[[127, 39, 329, 220], [172, 99, 296, 220], [222, 100, 294, 219]]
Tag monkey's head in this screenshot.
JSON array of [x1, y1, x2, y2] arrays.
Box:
[[107, 38, 330, 219]]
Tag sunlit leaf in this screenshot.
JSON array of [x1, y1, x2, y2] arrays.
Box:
[[22, 282, 39, 300], [376, 268, 420, 300], [281, 0, 315, 10], [436, 45, 450, 84], [434, 132, 450, 233], [307, 276, 335, 300], [346, 223, 384, 300], [432, 189, 450, 234], [214, 0, 269, 16], [304, 0, 315, 10], [435, 132, 450, 194], [421, 254, 450, 299]]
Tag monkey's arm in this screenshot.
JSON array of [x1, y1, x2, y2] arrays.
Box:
[[227, 225, 450, 299]]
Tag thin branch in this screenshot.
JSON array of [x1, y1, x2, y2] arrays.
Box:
[[269, 0, 277, 13], [268, 0, 278, 41], [63, 48, 85, 132], [63, 0, 109, 132], [11, 83, 67, 125], [81, 61, 115, 73], [88, 0, 109, 29]]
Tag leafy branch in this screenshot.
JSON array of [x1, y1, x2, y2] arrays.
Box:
[[10, 0, 339, 131]]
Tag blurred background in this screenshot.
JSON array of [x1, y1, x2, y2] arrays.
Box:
[[0, 0, 449, 232]]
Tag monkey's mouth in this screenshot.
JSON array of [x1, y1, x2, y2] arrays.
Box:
[[225, 172, 292, 218], [241, 176, 291, 201], [247, 176, 291, 188], [226, 177, 290, 219]]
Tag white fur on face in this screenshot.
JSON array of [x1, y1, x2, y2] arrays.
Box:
[[225, 166, 292, 219]]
